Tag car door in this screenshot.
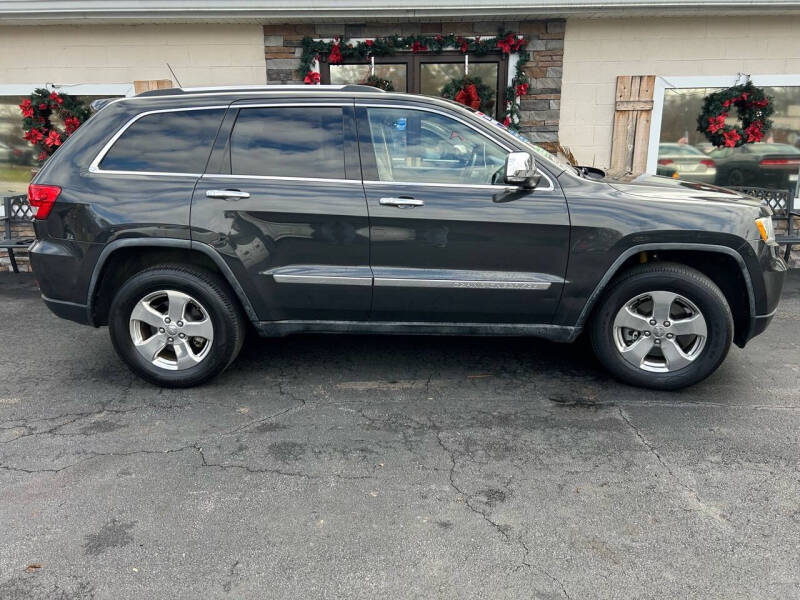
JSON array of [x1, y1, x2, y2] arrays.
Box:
[[191, 100, 371, 322], [356, 103, 570, 324]]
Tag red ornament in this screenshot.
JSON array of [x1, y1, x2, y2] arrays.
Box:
[[411, 41, 428, 53], [723, 129, 741, 147], [365, 39, 374, 47], [304, 70, 321, 85], [515, 83, 529, 97], [44, 130, 61, 148], [707, 114, 727, 134], [19, 99, 34, 118], [38, 103, 48, 111]]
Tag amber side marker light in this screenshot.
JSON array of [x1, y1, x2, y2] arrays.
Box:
[[755, 217, 776, 245]]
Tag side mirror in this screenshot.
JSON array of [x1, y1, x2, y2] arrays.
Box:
[[504, 152, 541, 189]]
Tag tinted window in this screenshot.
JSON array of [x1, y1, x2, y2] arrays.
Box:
[[365, 107, 507, 185], [230, 107, 345, 178], [100, 109, 224, 173]]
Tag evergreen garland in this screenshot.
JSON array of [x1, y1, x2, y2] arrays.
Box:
[[299, 31, 531, 131]]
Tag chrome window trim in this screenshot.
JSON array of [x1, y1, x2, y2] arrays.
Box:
[[364, 179, 521, 191], [88, 105, 229, 175], [356, 102, 556, 192], [202, 174, 360, 184]]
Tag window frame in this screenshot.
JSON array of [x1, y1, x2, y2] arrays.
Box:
[[89, 105, 228, 177], [321, 51, 510, 120], [647, 74, 800, 175]]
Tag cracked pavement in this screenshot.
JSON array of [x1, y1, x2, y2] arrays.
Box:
[[1, 271, 799, 599]]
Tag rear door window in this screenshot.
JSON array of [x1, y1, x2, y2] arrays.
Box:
[[99, 108, 225, 174], [229, 106, 345, 179]]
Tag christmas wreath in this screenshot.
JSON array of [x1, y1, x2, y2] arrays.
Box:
[[697, 81, 774, 148], [441, 76, 495, 114], [19, 88, 91, 162], [362, 74, 395, 92]]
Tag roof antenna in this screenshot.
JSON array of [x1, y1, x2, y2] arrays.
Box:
[[166, 63, 183, 88]]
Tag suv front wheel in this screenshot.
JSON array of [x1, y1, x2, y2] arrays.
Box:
[[108, 265, 246, 388], [590, 262, 734, 390]]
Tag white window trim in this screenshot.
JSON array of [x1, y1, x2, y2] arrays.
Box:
[[0, 83, 135, 97], [647, 74, 800, 175]]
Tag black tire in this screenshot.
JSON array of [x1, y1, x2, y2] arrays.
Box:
[[589, 262, 733, 390], [108, 264, 246, 388]]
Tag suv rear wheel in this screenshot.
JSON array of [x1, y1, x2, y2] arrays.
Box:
[[589, 262, 734, 390], [108, 265, 245, 387]]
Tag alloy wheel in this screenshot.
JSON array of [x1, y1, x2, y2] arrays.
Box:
[[612, 290, 708, 373], [128, 290, 214, 371]]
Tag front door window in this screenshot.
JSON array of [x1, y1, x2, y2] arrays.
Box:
[[364, 107, 508, 185]]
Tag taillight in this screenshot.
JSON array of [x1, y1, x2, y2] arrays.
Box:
[[760, 158, 800, 166], [700, 159, 716, 167], [657, 158, 673, 165], [27, 184, 61, 220]]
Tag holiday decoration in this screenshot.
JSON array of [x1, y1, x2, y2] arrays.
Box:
[[19, 88, 91, 162], [298, 31, 531, 131], [441, 76, 495, 113], [697, 81, 774, 148], [362, 75, 395, 92]]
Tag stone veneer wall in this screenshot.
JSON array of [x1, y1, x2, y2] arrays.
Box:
[[263, 20, 565, 143]]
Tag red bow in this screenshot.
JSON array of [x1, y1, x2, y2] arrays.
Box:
[[329, 36, 342, 64], [515, 83, 529, 97], [497, 34, 516, 54], [304, 71, 321, 85], [365, 39, 374, 47], [411, 41, 428, 53], [455, 83, 481, 110], [457, 36, 468, 54]]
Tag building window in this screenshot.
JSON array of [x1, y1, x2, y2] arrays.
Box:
[[653, 81, 800, 197], [1, 85, 133, 194], [320, 52, 509, 120]]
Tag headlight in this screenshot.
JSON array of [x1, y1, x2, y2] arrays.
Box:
[[755, 216, 776, 245]]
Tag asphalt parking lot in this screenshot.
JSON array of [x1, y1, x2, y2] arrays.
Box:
[[1, 271, 799, 599]]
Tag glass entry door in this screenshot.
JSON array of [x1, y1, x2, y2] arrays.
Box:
[[320, 52, 508, 119]]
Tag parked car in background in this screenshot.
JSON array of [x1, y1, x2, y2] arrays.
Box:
[[711, 143, 800, 193], [656, 143, 716, 183], [694, 142, 714, 155]]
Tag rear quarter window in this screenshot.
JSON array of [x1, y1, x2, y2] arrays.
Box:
[[98, 108, 225, 173]]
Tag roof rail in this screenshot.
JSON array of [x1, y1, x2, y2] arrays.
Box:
[[136, 84, 386, 97]]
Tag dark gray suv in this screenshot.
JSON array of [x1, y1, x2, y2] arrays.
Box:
[[27, 85, 786, 389]]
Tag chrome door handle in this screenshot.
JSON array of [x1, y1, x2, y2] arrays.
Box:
[[379, 197, 424, 208], [206, 189, 250, 200]]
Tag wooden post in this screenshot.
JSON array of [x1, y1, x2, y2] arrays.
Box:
[[133, 79, 173, 95], [610, 75, 655, 177]]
